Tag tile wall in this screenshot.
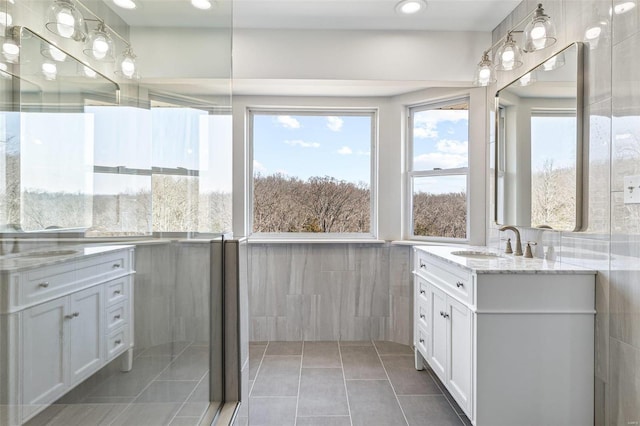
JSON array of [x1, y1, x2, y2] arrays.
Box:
[[490, 0, 640, 424], [247, 243, 412, 345]]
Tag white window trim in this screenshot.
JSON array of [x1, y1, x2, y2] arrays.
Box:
[[406, 96, 471, 243], [247, 107, 379, 240]]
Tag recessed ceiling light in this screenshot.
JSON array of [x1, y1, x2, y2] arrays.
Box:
[[395, 0, 427, 15], [191, 0, 212, 10], [113, 0, 136, 10], [614, 1, 636, 14]]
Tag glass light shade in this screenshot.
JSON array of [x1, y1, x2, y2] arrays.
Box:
[[494, 33, 523, 71], [41, 42, 67, 62], [82, 65, 97, 78], [584, 18, 608, 50], [2, 37, 18, 63], [515, 71, 537, 87], [115, 47, 138, 79], [473, 52, 496, 87], [45, 0, 87, 41], [539, 51, 565, 71], [394, 0, 426, 15], [42, 61, 57, 80], [0, 11, 12, 28], [523, 3, 557, 52], [613, 1, 636, 14], [83, 23, 114, 62]]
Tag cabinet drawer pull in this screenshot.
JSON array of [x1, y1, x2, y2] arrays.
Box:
[[38, 282, 50, 288], [65, 312, 80, 319], [420, 314, 425, 319], [112, 264, 121, 269], [113, 290, 122, 295], [419, 260, 427, 269], [456, 281, 464, 288], [419, 338, 425, 344], [114, 314, 121, 320], [419, 289, 426, 295], [443, 313, 450, 319], [114, 339, 122, 345]]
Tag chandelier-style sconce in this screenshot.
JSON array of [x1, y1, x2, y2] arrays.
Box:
[[474, 3, 557, 86], [44, 0, 139, 79]]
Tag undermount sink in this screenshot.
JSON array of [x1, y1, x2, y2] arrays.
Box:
[[451, 250, 502, 260], [18, 249, 78, 258]]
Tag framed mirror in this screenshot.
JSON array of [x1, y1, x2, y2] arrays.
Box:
[[495, 42, 584, 231]]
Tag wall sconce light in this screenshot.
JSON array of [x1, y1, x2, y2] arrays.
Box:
[[514, 70, 537, 87], [494, 32, 523, 71], [473, 51, 496, 87], [83, 22, 114, 61], [115, 46, 137, 79], [539, 51, 565, 71], [41, 42, 68, 62], [473, 2, 557, 86], [1, 27, 19, 63], [45, 0, 87, 41], [41, 61, 57, 80]]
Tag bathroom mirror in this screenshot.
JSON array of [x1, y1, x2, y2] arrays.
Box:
[[495, 42, 584, 231], [0, 27, 119, 232]]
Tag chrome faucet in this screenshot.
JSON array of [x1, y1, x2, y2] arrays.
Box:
[[499, 225, 523, 256]]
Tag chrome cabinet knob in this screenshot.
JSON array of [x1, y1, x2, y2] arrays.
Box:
[[456, 281, 464, 288], [419, 260, 427, 269], [38, 282, 50, 288], [114, 314, 121, 320], [419, 338, 425, 344], [420, 289, 426, 295], [64, 312, 80, 319], [115, 339, 122, 345], [112, 264, 121, 269], [420, 314, 425, 319], [114, 290, 121, 295]]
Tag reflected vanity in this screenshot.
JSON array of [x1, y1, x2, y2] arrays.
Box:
[[494, 42, 584, 231]]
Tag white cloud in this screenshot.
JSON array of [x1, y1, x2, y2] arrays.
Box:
[[413, 152, 467, 170], [337, 146, 353, 155], [253, 160, 267, 174], [276, 115, 301, 129], [436, 139, 468, 155], [284, 139, 320, 148], [327, 116, 344, 132], [413, 109, 468, 139]]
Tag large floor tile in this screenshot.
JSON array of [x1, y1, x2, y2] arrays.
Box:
[[341, 346, 387, 380], [381, 355, 441, 395], [250, 356, 301, 397], [264, 341, 303, 356], [25, 404, 128, 426], [168, 417, 200, 426], [109, 403, 182, 426], [249, 344, 267, 380], [346, 380, 407, 426], [248, 397, 297, 426], [303, 341, 341, 368], [374, 341, 414, 355], [398, 395, 462, 426], [297, 368, 349, 417], [87, 356, 173, 398], [133, 380, 198, 403], [296, 416, 352, 426], [157, 346, 209, 381], [137, 341, 191, 358], [339, 340, 373, 347]]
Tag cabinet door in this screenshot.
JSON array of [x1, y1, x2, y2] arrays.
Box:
[[69, 286, 104, 385], [447, 297, 472, 414], [429, 284, 448, 383], [22, 297, 68, 420]]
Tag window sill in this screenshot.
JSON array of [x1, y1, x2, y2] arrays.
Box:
[[391, 240, 472, 247], [248, 238, 387, 245]]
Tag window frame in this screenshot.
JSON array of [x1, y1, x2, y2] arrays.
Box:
[[247, 107, 379, 240], [406, 96, 471, 242]]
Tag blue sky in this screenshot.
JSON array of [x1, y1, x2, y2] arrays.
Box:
[[252, 114, 372, 185], [531, 116, 576, 172], [412, 109, 469, 195]]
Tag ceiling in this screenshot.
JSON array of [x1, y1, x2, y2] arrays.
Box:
[[106, 0, 521, 32]]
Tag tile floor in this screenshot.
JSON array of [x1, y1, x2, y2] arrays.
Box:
[[236, 341, 471, 426], [26, 341, 212, 426]]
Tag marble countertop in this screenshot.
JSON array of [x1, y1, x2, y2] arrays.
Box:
[[416, 245, 597, 275], [0, 244, 134, 272]]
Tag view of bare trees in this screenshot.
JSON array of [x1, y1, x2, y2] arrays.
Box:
[[253, 173, 370, 233], [531, 159, 576, 229], [413, 192, 467, 238]]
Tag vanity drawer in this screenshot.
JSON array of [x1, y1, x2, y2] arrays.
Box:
[[76, 250, 132, 284], [106, 277, 129, 306], [416, 297, 430, 330], [106, 301, 127, 332], [416, 276, 429, 302], [107, 327, 129, 361], [415, 323, 430, 360], [418, 254, 473, 305], [21, 262, 78, 306]]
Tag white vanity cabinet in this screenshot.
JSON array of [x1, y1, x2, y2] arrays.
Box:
[[413, 246, 596, 426], [0, 245, 135, 426]]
